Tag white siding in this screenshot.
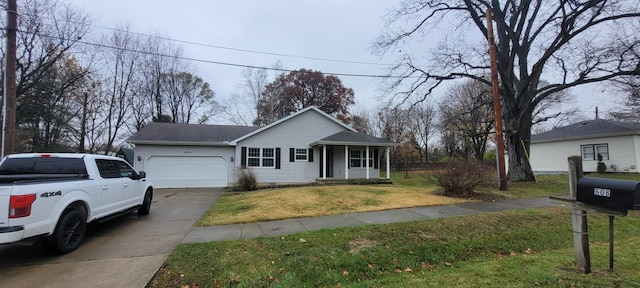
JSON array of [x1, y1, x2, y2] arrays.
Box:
[[236, 109, 348, 184], [531, 135, 639, 173], [133, 145, 236, 187]]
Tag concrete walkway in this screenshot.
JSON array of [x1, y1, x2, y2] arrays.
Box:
[[183, 196, 558, 243]]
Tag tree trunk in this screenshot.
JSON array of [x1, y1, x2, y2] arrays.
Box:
[[503, 107, 535, 181]]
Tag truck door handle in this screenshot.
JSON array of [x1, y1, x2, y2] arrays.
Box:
[[102, 185, 109, 190], [123, 183, 129, 187]]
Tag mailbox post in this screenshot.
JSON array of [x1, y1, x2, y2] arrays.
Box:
[[568, 156, 591, 273], [553, 156, 639, 273]]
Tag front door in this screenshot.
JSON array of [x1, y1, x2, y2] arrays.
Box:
[[326, 147, 334, 177]]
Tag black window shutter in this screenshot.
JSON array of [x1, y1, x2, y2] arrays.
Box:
[[241, 147, 247, 168], [308, 148, 313, 162], [289, 148, 295, 162], [276, 148, 281, 169], [374, 149, 379, 169]]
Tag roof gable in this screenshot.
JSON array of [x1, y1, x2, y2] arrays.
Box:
[[127, 122, 259, 146], [229, 106, 355, 144], [531, 119, 640, 143]]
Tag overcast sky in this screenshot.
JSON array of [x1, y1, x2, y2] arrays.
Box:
[[63, 0, 613, 124], [63, 1, 405, 118]]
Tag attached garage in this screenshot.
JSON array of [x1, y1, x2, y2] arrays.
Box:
[[145, 155, 227, 188]]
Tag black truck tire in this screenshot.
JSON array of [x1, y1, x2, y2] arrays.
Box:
[[46, 208, 87, 254], [138, 189, 152, 216]]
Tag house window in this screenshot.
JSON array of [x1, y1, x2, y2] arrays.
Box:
[[262, 148, 275, 167], [295, 148, 308, 161], [247, 147, 275, 167], [350, 149, 373, 168], [247, 148, 261, 167], [581, 144, 609, 160]]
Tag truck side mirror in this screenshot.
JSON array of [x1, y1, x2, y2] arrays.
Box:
[[138, 171, 146, 179]]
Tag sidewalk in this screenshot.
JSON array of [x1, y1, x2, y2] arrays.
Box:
[[183, 197, 557, 243]]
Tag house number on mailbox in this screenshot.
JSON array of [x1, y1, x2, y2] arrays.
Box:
[[594, 188, 611, 197]]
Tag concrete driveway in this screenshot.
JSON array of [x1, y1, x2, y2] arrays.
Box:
[[0, 188, 222, 288]]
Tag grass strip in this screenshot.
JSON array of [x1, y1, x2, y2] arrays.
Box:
[[151, 207, 640, 287]]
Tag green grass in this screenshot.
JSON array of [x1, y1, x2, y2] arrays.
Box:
[[151, 171, 640, 287], [150, 208, 640, 287]]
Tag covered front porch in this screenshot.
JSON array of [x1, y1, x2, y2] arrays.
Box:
[[311, 131, 398, 183]]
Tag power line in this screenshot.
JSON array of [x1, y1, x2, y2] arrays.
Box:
[[20, 28, 411, 79], [90, 24, 395, 67], [84, 39, 398, 78], [30, 13, 395, 67]]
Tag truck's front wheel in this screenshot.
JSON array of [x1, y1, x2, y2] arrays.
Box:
[[138, 189, 152, 216], [47, 209, 87, 254]]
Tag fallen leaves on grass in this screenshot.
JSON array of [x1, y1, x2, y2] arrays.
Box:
[[444, 262, 453, 267], [421, 262, 434, 270]]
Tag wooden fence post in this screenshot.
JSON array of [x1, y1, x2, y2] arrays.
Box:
[[568, 156, 591, 273]]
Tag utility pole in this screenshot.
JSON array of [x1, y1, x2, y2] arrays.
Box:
[[486, 8, 508, 191], [2, 0, 17, 158]]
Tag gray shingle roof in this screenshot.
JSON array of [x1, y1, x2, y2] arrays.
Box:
[[311, 131, 398, 147], [127, 122, 260, 145], [531, 119, 640, 143]]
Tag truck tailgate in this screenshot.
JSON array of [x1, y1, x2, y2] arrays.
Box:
[[0, 186, 11, 227]]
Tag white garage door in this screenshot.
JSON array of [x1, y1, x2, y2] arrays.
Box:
[[145, 155, 227, 188]]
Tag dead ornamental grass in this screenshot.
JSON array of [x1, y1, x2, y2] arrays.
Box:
[[199, 185, 473, 226]]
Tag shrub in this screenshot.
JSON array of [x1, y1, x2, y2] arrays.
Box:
[[597, 153, 607, 174], [235, 168, 257, 191], [436, 159, 492, 196]]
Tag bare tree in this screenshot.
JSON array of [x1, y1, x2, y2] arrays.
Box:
[[375, 0, 640, 181], [138, 33, 186, 124], [161, 72, 220, 124], [439, 79, 494, 161], [97, 25, 143, 153], [610, 77, 640, 123], [377, 106, 415, 169], [350, 106, 375, 134], [409, 101, 437, 163], [222, 67, 269, 125]]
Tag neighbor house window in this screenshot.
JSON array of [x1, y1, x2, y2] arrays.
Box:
[[247, 147, 275, 167], [581, 144, 609, 160], [295, 148, 308, 161], [350, 149, 373, 168]]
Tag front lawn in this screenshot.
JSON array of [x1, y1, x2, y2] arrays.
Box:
[[198, 171, 579, 226], [151, 207, 640, 287]]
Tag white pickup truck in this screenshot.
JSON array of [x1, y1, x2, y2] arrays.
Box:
[[0, 153, 153, 254]]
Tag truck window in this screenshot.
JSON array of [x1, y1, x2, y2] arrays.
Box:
[[115, 160, 136, 178], [95, 159, 135, 179], [0, 158, 87, 174]]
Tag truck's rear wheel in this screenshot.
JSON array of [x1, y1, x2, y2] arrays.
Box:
[[47, 209, 87, 254], [138, 189, 152, 216]]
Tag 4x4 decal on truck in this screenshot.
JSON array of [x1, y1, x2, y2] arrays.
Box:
[[40, 191, 62, 198]]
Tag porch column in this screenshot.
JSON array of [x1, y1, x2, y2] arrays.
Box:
[[386, 148, 391, 179], [322, 144, 327, 179], [366, 145, 370, 179], [344, 145, 349, 180]]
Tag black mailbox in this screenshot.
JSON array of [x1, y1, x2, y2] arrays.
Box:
[[577, 177, 640, 212]]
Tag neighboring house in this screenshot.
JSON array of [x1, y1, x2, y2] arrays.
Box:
[[530, 119, 640, 173], [127, 106, 398, 188], [115, 147, 134, 165]]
